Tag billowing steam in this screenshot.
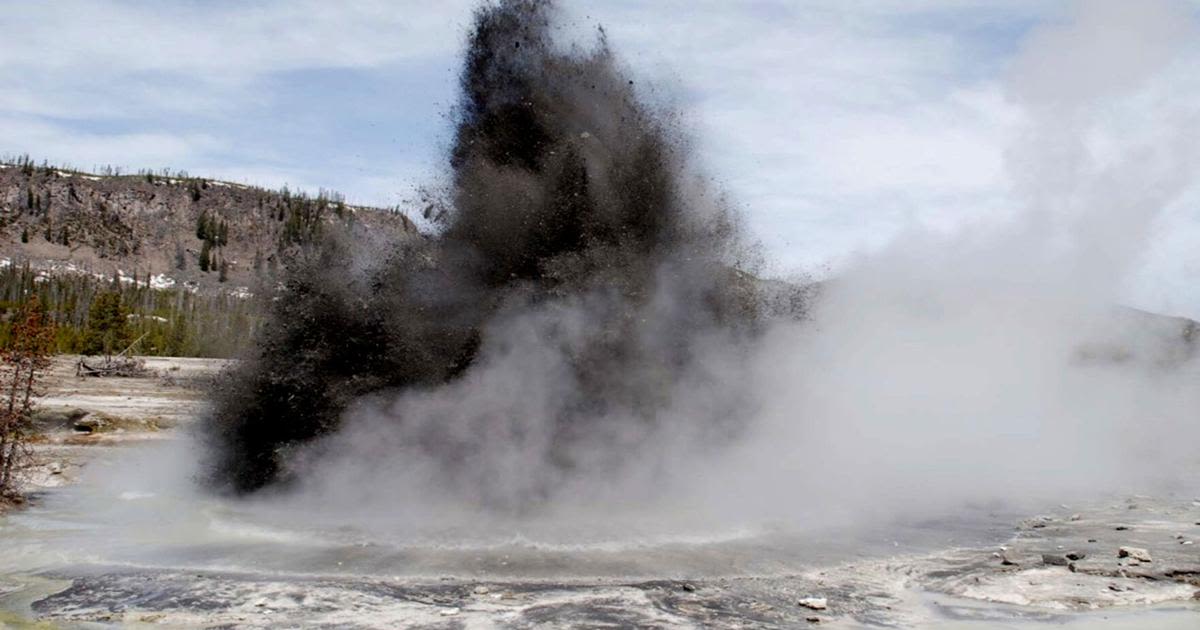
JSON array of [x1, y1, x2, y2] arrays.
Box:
[[201, 0, 1200, 538], [202, 0, 771, 510]]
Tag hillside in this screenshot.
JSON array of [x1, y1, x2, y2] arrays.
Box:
[[0, 157, 1194, 362], [0, 157, 421, 357], [0, 156, 417, 290]]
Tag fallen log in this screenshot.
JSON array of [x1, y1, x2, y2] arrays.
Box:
[[76, 355, 149, 378], [75, 332, 152, 377]]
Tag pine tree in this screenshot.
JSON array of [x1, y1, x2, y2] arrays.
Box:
[[20, 228, 28, 244], [199, 240, 212, 272], [166, 315, 190, 356], [196, 212, 209, 240], [0, 295, 55, 501], [80, 293, 131, 356]]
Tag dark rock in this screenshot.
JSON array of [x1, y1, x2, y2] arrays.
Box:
[[73, 416, 106, 433], [1042, 554, 1070, 567], [31, 407, 90, 430], [1065, 552, 1086, 561]]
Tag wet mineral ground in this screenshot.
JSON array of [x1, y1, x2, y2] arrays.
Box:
[[0, 358, 1197, 628], [2, 482, 1197, 628], [1, 534, 1197, 628]]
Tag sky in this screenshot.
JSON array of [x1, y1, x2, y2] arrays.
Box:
[[3, 0, 1200, 315]]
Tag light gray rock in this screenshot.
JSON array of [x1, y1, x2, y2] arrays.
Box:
[[1118, 547, 1152, 562], [798, 597, 827, 610]]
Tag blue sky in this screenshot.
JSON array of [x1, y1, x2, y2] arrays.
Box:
[[4, 1, 1200, 315]]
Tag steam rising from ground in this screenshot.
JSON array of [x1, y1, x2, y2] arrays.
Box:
[[203, 0, 1200, 538], [713, 0, 1200, 526]]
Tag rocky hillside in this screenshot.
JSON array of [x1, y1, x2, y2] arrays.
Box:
[[0, 157, 418, 291]]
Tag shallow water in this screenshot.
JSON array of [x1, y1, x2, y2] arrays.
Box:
[[1, 439, 1196, 628], [911, 595, 1199, 630], [0, 439, 1018, 582]]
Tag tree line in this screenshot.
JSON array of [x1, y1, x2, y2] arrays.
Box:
[[0, 263, 259, 358]]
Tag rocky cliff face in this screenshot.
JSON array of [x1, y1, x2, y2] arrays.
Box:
[[0, 160, 417, 291]]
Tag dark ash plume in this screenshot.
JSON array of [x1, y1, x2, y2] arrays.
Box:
[[201, 0, 768, 508]]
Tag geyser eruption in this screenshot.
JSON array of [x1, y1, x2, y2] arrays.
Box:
[[202, 0, 769, 509], [196, 0, 1200, 540]]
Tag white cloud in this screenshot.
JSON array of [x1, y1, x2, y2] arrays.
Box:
[[0, 115, 225, 169], [3, 1, 475, 74], [3, 0, 1199, 316], [558, 1, 1050, 273], [0, 0, 476, 121]]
